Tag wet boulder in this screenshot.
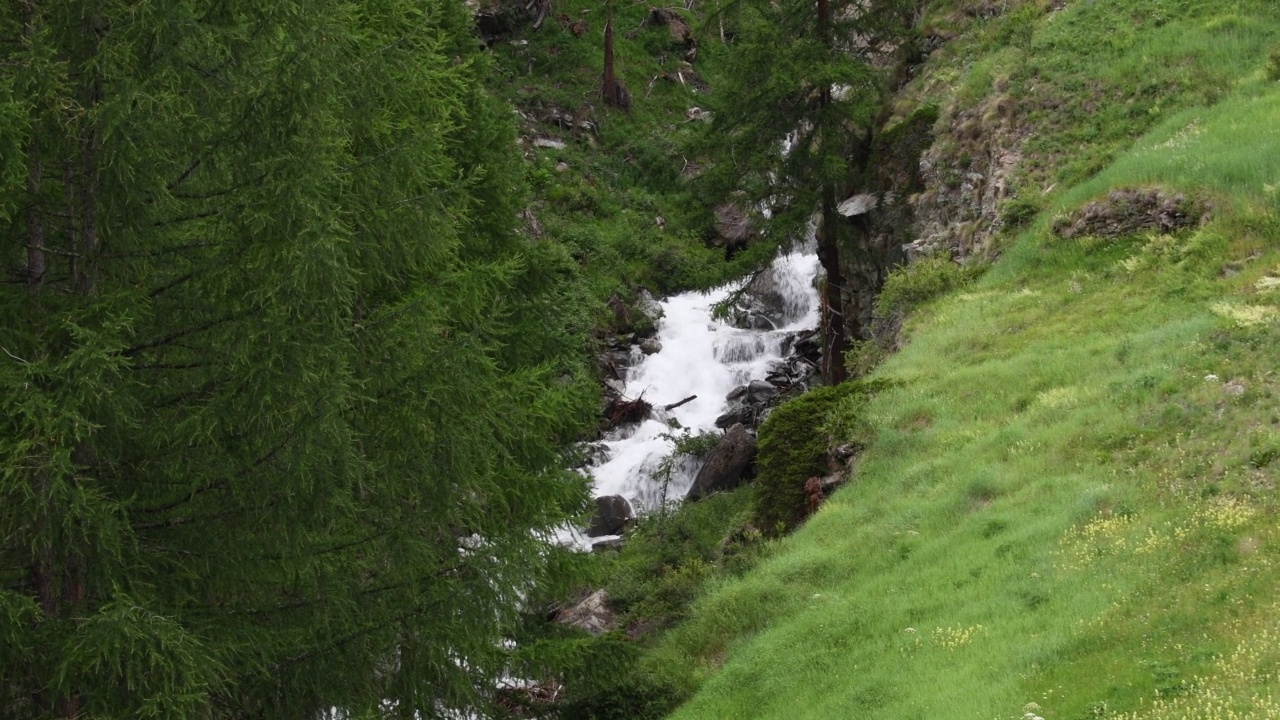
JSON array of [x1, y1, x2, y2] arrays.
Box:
[[587, 495, 635, 537], [714, 405, 756, 429], [729, 268, 788, 330], [686, 424, 757, 500], [741, 379, 778, 403], [715, 380, 780, 429]]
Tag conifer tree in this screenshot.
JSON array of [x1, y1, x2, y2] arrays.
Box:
[[699, 0, 915, 383], [0, 1, 592, 717]]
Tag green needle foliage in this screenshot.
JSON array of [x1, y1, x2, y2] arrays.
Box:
[[697, 0, 917, 383], [0, 1, 595, 717]]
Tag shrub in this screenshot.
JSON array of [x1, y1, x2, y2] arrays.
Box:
[[1269, 46, 1280, 81], [752, 382, 877, 535], [1001, 195, 1041, 230], [555, 634, 685, 720], [876, 255, 985, 318]]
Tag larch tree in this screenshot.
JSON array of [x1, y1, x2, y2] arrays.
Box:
[[698, 0, 916, 384], [0, 0, 593, 717]]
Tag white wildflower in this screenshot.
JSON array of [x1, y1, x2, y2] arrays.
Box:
[[1256, 276, 1280, 294], [1211, 302, 1278, 327]]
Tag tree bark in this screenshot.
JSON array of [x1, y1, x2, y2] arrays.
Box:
[[815, 0, 846, 384], [818, 189, 848, 385]]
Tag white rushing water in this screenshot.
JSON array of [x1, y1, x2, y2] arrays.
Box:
[[587, 244, 823, 515]]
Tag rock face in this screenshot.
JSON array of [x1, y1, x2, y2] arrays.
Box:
[[587, 495, 634, 537], [908, 93, 1020, 261], [686, 424, 757, 500], [554, 589, 615, 635], [1051, 188, 1205, 240]]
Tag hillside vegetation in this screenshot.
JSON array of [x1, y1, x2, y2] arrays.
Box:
[[637, 2, 1280, 718]]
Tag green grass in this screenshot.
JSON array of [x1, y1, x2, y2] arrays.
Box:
[[899, 0, 1280, 253], [1015, 0, 1280, 187], [646, 24, 1280, 720]]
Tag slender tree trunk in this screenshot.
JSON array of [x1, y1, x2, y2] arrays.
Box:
[[818, 188, 848, 385], [814, 0, 846, 384]]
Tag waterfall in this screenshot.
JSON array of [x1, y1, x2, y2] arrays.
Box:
[[586, 244, 823, 521]]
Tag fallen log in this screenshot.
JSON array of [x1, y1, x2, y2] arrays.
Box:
[[663, 394, 697, 411]]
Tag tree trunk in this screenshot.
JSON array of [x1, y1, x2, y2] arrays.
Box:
[[818, 188, 848, 385], [815, 0, 844, 384]]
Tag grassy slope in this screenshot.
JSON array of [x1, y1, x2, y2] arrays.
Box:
[[647, 3, 1280, 719]]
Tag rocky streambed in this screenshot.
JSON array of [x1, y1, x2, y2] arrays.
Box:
[[573, 244, 825, 550]]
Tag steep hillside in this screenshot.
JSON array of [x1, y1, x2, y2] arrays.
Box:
[[637, 2, 1280, 719]]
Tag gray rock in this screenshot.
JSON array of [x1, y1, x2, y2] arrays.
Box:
[[635, 289, 664, 323], [686, 424, 757, 500], [714, 405, 755, 430], [533, 137, 567, 150], [587, 495, 634, 537], [639, 338, 663, 355], [591, 537, 625, 552], [579, 442, 611, 468], [554, 589, 615, 635], [714, 202, 754, 249], [838, 193, 878, 217], [716, 380, 780, 430], [599, 349, 632, 379], [745, 379, 778, 403]]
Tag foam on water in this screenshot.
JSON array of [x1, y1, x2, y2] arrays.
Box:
[[587, 245, 822, 512]]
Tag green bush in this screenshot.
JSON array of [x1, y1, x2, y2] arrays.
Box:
[[603, 488, 760, 629], [1001, 194, 1041, 229], [1269, 46, 1280, 81], [554, 634, 686, 720], [876, 255, 985, 318], [752, 382, 876, 535]]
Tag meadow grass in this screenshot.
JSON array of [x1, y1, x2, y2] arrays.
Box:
[[647, 4, 1280, 715]]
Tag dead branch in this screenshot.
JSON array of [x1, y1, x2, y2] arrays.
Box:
[[606, 392, 652, 429], [663, 395, 697, 411]]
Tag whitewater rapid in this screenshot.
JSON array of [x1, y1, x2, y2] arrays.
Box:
[[587, 245, 823, 514]]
